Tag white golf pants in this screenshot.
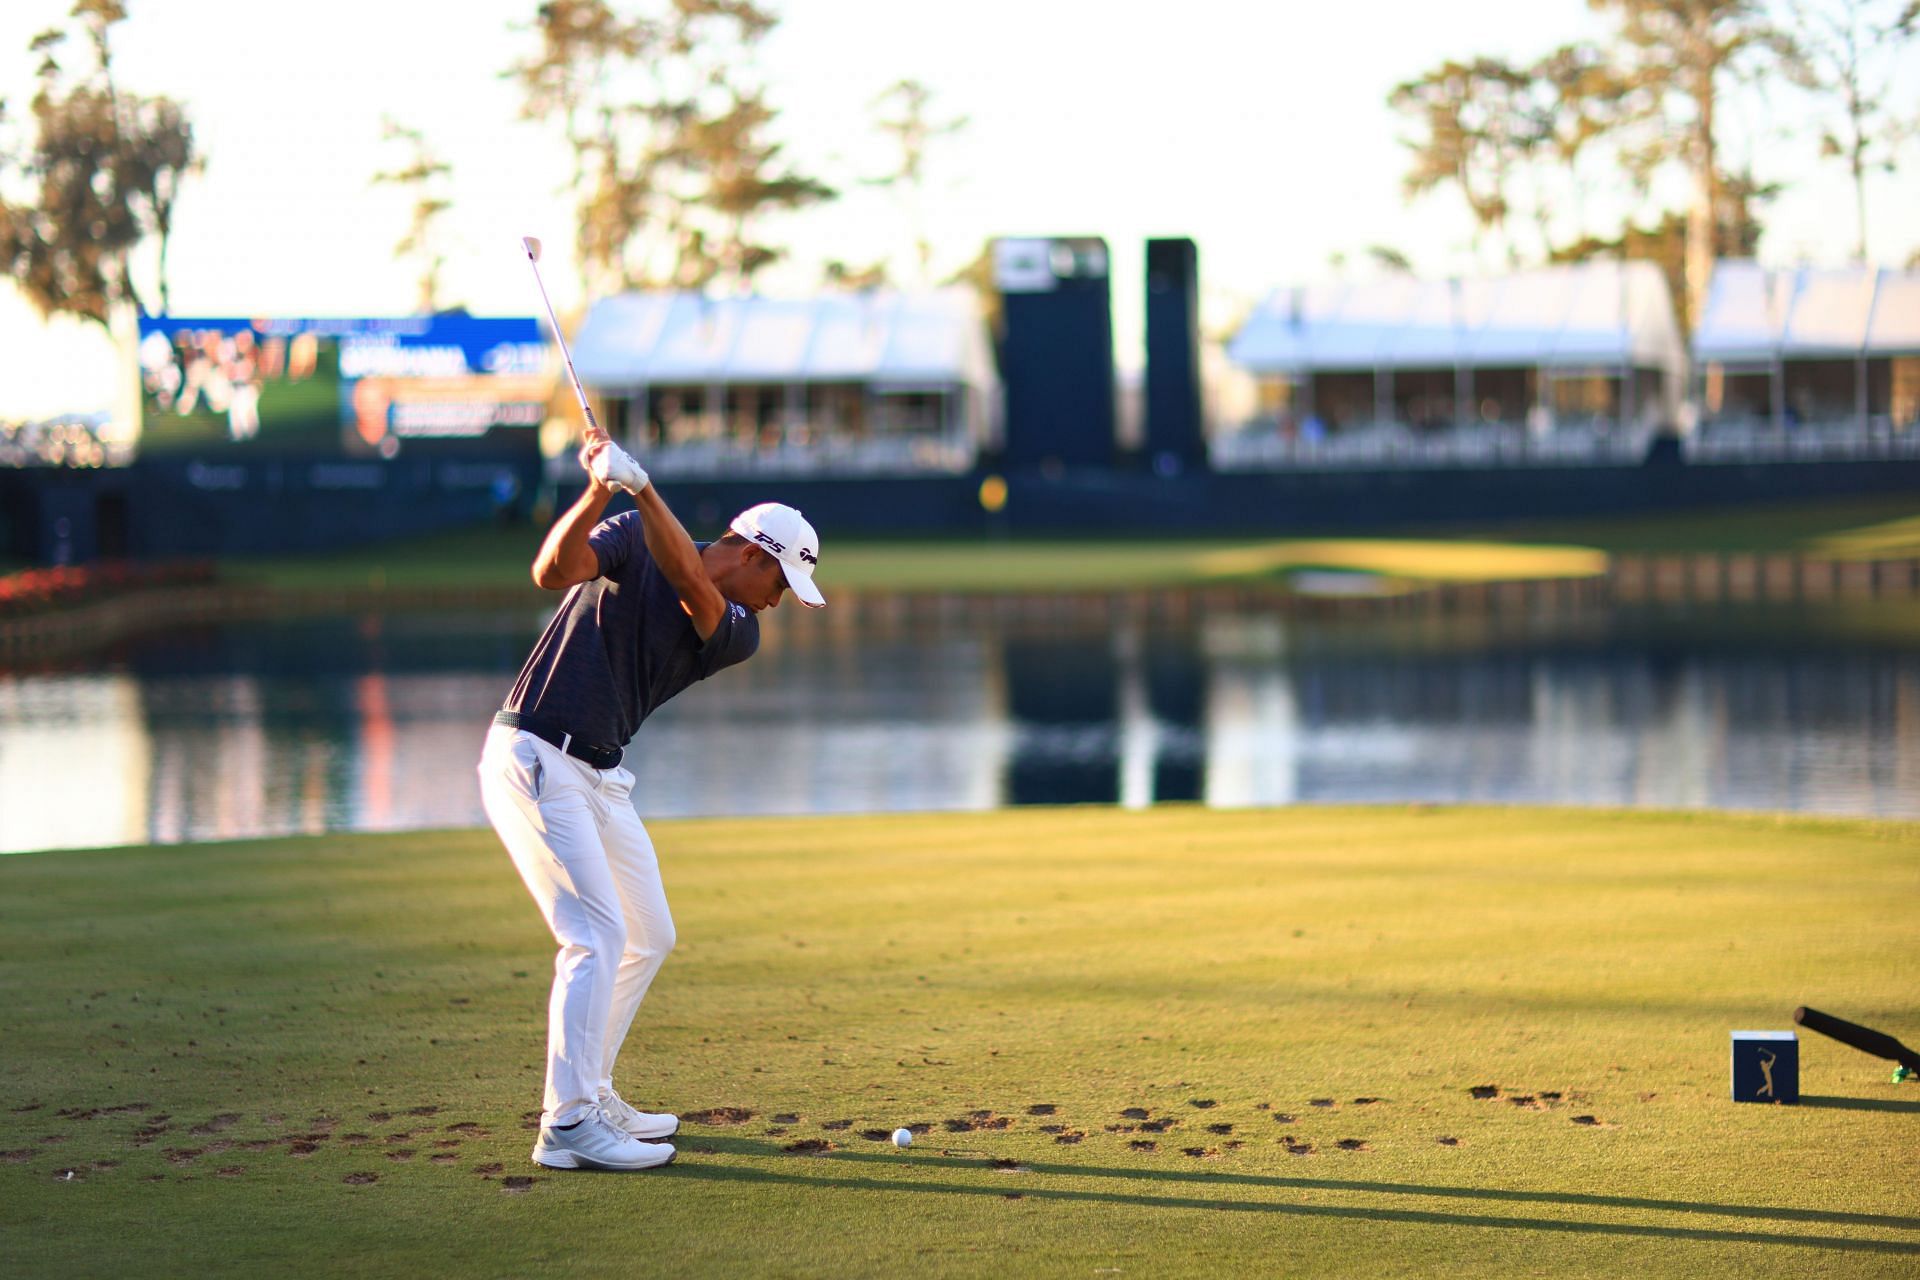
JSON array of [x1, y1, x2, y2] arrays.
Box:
[[477, 724, 675, 1127]]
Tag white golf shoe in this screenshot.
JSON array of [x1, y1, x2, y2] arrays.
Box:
[[531, 1111, 675, 1171], [599, 1091, 679, 1141]]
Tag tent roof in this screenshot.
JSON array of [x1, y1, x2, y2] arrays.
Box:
[[1227, 262, 1683, 374], [1693, 261, 1920, 361], [571, 288, 997, 388]]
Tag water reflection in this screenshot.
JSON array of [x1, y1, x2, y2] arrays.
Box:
[[1, 601, 1917, 853]]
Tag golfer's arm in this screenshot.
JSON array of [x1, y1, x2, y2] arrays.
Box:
[[531, 480, 614, 589], [633, 484, 726, 640]]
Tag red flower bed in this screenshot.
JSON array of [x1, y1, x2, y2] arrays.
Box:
[[0, 560, 216, 619]]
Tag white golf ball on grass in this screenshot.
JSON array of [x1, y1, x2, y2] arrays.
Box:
[[891, 1127, 913, 1148]]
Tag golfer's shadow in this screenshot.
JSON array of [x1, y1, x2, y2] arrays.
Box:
[[672, 1137, 1920, 1256]]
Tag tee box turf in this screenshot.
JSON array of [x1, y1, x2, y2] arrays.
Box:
[[1730, 1030, 1799, 1104]]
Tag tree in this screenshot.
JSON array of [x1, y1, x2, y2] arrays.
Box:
[[1785, 0, 1919, 261], [663, 87, 835, 289], [1390, 57, 1548, 264], [0, 1, 199, 325], [504, 0, 651, 295], [372, 119, 456, 313], [1589, 0, 1796, 328], [822, 257, 889, 289], [1551, 165, 1777, 332], [866, 79, 967, 285], [506, 0, 833, 296], [1366, 245, 1415, 273], [1526, 42, 1652, 246]]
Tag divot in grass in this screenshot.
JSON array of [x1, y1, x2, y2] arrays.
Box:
[[684, 1107, 755, 1125], [782, 1139, 835, 1154]]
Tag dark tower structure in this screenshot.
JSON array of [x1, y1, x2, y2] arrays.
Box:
[[994, 236, 1116, 469], [1144, 237, 1205, 473]]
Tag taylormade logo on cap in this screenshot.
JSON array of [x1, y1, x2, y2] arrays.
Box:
[[729, 503, 825, 608]]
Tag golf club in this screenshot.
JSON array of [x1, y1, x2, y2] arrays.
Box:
[[521, 235, 599, 435], [1793, 1005, 1920, 1079]]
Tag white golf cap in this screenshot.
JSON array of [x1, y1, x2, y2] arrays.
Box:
[[728, 502, 825, 608]]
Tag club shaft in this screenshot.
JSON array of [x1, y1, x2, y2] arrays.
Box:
[[1794, 1006, 1920, 1070], [522, 244, 599, 432]]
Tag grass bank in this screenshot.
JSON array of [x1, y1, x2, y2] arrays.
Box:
[[2, 807, 1916, 1277], [212, 494, 1920, 597]]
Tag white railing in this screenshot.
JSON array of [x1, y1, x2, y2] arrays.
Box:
[[1209, 420, 1656, 471], [547, 432, 978, 482], [1683, 418, 1920, 464]]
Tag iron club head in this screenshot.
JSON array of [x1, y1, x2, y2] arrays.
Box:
[[522, 236, 542, 262]]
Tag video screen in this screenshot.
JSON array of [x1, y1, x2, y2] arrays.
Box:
[[136, 315, 555, 457]]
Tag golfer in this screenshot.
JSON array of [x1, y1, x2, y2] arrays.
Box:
[[477, 427, 824, 1171]]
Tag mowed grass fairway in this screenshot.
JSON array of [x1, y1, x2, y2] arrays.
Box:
[[214, 493, 1920, 596], [2, 808, 1916, 1277]]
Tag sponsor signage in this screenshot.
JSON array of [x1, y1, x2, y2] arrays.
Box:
[[136, 315, 555, 457]]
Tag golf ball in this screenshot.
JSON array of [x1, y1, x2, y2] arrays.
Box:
[[891, 1128, 913, 1147]]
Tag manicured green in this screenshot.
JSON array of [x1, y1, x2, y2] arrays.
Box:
[[3, 808, 1916, 1277], [218, 528, 1605, 596], [1458, 494, 1920, 557], [211, 493, 1920, 598]]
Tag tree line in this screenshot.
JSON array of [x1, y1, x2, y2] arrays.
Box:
[[1, 0, 964, 329], [1389, 0, 1919, 329], [7, 1, 1914, 337]]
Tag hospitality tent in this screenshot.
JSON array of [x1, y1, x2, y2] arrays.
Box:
[[1692, 262, 1920, 432], [569, 289, 1000, 475], [1225, 262, 1683, 436]]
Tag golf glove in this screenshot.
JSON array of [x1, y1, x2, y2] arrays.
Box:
[[588, 441, 651, 495]]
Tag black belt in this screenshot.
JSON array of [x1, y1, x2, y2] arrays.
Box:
[[494, 710, 624, 770]]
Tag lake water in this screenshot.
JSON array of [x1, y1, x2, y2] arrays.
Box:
[[2, 598, 1917, 854]]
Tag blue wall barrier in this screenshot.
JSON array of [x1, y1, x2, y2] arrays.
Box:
[[6, 445, 1920, 565]]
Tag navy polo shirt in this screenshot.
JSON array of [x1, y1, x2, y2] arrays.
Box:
[[502, 512, 759, 751]]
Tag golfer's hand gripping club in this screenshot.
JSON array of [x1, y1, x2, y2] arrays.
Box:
[[580, 432, 652, 497]]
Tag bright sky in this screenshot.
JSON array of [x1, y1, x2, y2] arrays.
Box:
[[3, 0, 1917, 417]]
